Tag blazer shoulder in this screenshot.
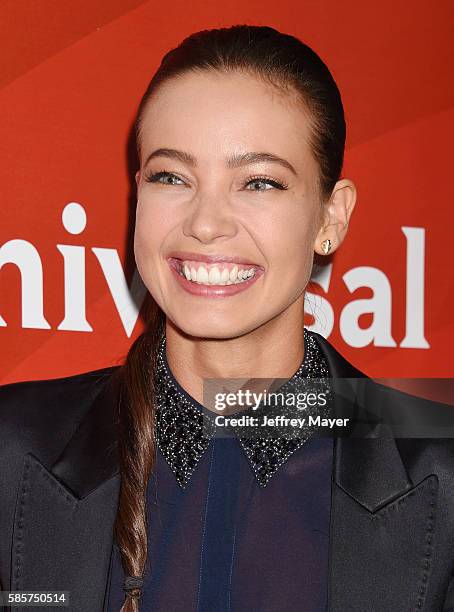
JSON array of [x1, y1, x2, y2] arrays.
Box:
[[309, 331, 454, 472], [0, 366, 121, 464], [0, 364, 118, 398]]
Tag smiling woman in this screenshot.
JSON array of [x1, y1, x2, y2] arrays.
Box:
[[133, 66, 356, 341], [1, 24, 454, 612]]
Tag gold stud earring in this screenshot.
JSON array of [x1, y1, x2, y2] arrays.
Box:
[[321, 239, 332, 254]]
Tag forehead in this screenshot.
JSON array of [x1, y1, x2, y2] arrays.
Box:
[[138, 70, 314, 169]]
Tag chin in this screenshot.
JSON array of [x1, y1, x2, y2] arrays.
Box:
[[170, 314, 261, 340]]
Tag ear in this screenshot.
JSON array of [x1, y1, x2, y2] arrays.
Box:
[[314, 178, 357, 255], [135, 170, 141, 188]]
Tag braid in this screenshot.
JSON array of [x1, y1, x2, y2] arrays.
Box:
[[114, 301, 165, 610]]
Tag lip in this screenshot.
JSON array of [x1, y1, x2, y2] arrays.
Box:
[[166, 250, 264, 268], [167, 257, 264, 297]]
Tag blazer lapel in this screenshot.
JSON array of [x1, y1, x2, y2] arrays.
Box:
[[313, 332, 439, 611], [11, 371, 121, 612], [329, 433, 437, 611]]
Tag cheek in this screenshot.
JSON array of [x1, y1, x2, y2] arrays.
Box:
[[134, 200, 172, 256], [133, 205, 164, 283], [134, 207, 153, 258], [133, 205, 169, 301], [266, 208, 315, 270]]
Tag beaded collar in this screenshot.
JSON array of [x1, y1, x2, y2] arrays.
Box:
[[154, 328, 333, 488]]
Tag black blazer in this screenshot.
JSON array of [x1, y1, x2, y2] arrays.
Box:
[[1, 331, 454, 612]]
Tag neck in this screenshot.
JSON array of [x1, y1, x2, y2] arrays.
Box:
[[164, 299, 306, 410]]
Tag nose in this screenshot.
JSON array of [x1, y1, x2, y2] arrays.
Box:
[[182, 192, 237, 244]]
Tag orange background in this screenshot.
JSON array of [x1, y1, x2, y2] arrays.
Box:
[[1, 0, 453, 384]]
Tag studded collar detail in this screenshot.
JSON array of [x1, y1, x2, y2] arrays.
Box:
[[154, 329, 333, 488]]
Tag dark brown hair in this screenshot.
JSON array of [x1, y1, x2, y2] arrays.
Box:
[[114, 24, 345, 611]]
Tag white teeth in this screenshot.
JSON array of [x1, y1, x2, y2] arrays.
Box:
[[183, 264, 191, 281], [229, 265, 238, 282], [196, 266, 209, 283], [220, 268, 230, 283], [208, 266, 221, 284], [179, 262, 257, 286]]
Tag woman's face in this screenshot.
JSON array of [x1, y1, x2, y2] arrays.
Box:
[[134, 70, 324, 339]]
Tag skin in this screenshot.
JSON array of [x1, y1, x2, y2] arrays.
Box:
[[134, 70, 356, 409]]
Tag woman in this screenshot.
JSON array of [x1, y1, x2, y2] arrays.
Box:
[[1, 24, 454, 612]]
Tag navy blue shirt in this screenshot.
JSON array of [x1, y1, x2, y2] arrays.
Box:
[[107, 330, 334, 611]]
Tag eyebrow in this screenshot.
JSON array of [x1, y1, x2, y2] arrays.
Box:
[[144, 148, 298, 176]]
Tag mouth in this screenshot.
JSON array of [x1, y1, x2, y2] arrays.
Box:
[[166, 252, 264, 297]]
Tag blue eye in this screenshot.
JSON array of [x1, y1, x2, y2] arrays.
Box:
[[145, 171, 185, 185], [245, 177, 288, 191]]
